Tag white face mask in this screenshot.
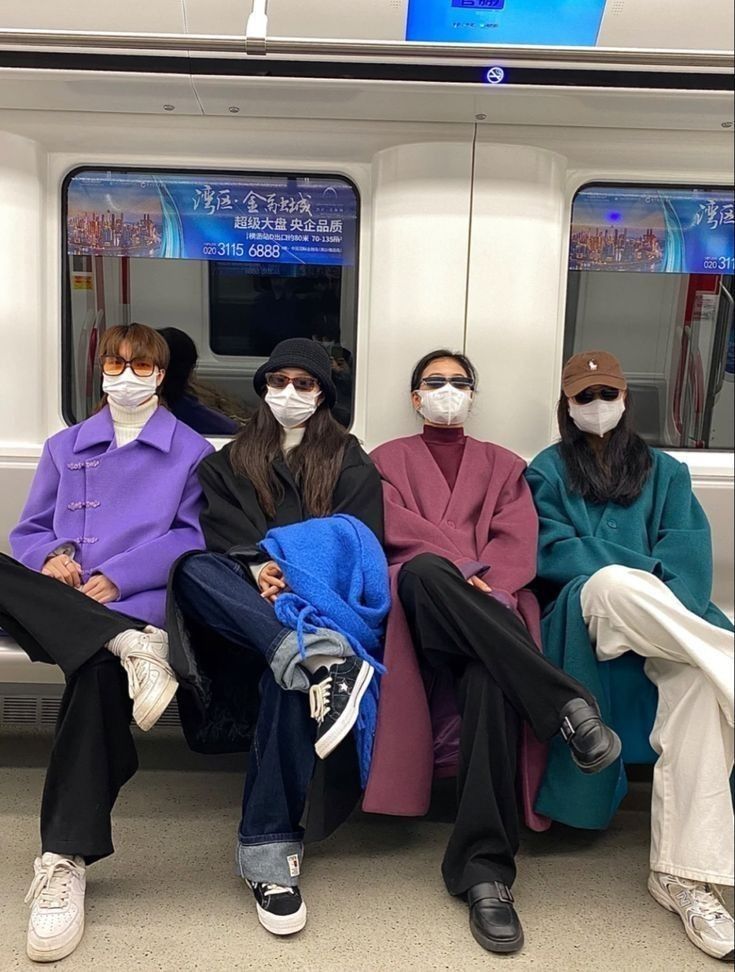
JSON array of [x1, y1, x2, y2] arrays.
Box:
[[103, 370, 160, 409], [265, 384, 320, 430], [568, 397, 626, 437], [417, 384, 473, 427]]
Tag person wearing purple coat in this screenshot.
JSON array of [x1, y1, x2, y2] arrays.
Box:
[[0, 324, 212, 964]]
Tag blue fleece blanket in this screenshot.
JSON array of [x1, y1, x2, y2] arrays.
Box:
[[260, 514, 390, 786]]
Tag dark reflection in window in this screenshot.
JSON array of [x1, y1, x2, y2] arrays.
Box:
[[158, 328, 244, 435], [209, 263, 355, 427]]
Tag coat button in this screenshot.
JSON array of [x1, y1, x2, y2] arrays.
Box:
[[607, 519, 617, 529], [447, 520, 455, 529]]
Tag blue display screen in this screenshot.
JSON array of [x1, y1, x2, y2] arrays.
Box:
[[569, 187, 735, 275], [66, 170, 358, 267], [406, 0, 606, 45]]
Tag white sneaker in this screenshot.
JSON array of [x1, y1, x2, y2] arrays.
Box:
[[25, 853, 86, 963], [648, 870, 735, 961], [109, 626, 178, 731]]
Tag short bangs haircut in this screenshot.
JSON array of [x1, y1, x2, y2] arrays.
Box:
[[99, 323, 170, 370], [410, 349, 478, 392]]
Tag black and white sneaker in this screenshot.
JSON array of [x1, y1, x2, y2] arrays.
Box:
[[309, 657, 375, 760], [248, 881, 307, 936]]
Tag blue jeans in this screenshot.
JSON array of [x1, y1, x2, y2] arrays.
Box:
[[175, 552, 352, 886]]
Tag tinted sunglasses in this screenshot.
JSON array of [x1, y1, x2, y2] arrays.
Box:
[[419, 375, 475, 391], [101, 355, 157, 378], [573, 386, 622, 405], [265, 372, 320, 393]]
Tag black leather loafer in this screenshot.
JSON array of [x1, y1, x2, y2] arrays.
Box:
[[467, 882, 524, 954], [559, 697, 622, 773]]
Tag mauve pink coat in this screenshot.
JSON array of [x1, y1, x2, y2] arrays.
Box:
[[364, 433, 550, 832]]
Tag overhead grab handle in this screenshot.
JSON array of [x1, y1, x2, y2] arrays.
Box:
[[245, 0, 268, 56]]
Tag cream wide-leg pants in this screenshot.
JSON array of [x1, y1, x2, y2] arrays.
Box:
[[580, 565, 734, 885]]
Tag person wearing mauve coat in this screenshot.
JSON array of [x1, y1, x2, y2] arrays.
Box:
[[0, 324, 212, 964], [363, 349, 621, 957]]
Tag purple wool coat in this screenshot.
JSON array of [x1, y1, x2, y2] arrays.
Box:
[[364, 433, 550, 831], [10, 406, 213, 627]]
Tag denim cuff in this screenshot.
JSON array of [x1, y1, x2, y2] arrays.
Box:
[[269, 627, 354, 693], [236, 836, 304, 887]]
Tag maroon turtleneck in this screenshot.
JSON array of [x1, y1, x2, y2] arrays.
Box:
[[421, 425, 466, 490]]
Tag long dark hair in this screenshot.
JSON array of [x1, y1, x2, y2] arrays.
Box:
[[229, 400, 349, 519], [410, 349, 479, 391], [557, 391, 652, 506]]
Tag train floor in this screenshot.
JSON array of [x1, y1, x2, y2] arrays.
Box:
[[0, 730, 731, 972]]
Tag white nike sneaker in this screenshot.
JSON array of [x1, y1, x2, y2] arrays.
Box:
[[648, 870, 735, 961], [25, 853, 86, 963], [108, 626, 178, 731]]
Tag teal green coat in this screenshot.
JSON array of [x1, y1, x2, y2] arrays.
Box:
[[526, 444, 733, 829]]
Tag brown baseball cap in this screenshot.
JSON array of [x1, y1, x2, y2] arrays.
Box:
[[562, 350, 627, 397]]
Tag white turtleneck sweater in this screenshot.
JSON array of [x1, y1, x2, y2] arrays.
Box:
[[108, 397, 159, 447], [282, 426, 305, 453]]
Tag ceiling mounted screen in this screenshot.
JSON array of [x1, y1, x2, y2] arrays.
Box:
[[405, 0, 607, 45]]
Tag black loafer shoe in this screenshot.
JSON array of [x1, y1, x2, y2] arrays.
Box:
[[560, 697, 622, 774], [467, 882, 524, 954]]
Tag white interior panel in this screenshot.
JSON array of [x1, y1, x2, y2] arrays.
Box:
[[464, 142, 568, 457], [0, 0, 186, 32], [190, 78, 733, 132], [362, 140, 472, 446], [184, 0, 409, 40], [597, 0, 735, 51], [0, 69, 202, 116], [0, 132, 45, 453], [264, 0, 408, 40]]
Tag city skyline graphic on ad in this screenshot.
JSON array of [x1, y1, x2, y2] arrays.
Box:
[[68, 175, 163, 257]]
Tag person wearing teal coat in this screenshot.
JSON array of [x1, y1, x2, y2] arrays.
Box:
[[527, 350, 734, 963]]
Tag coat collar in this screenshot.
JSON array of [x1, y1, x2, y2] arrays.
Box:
[[397, 433, 488, 523], [73, 404, 177, 455]]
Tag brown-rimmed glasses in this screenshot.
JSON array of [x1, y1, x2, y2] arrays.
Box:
[[101, 355, 157, 378], [265, 372, 320, 393]]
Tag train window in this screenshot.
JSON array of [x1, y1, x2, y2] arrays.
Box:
[[565, 184, 734, 450], [62, 168, 359, 433]]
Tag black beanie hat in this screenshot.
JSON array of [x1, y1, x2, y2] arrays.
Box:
[[253, 338, 337, 409]]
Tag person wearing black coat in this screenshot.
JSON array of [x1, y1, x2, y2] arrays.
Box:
[[167, 338, 383, 938]]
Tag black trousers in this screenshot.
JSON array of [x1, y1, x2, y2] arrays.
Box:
[[397, 554, 593, 896], [0, 553, 144, 862]]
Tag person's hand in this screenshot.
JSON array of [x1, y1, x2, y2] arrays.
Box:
[[81, 574, 120, 604], [467, 575, 493, 593], [41, 554, 82, 588], [258, 561, 288, 603]]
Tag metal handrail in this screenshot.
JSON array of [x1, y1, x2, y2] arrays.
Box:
[[0, 28, 732, 70]]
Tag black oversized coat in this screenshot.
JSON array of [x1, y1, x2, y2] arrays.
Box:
[[166, 435, 383, 838]]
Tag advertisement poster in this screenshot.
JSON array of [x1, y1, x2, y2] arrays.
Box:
[[67, 170, 358, 267], [569, 187, 735, 275], [405, 0, 607, 45]]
